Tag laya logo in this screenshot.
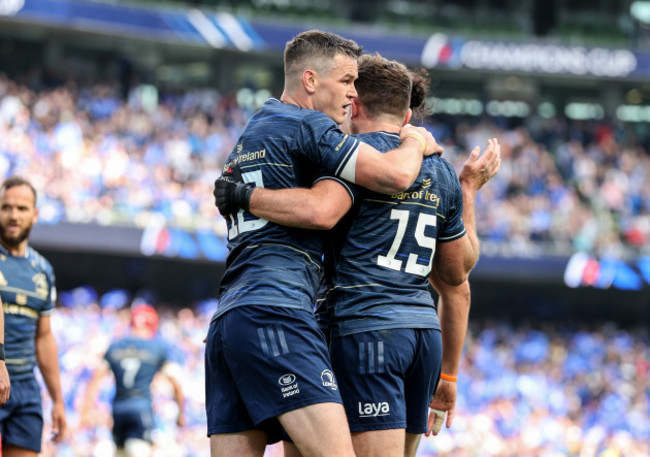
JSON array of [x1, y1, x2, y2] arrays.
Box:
[[0, 0, 25, 16], [358, 402, 390, 417], [278, 373, 296, 386], [321, 369, 337, 391], [279, 373, 300, 398]]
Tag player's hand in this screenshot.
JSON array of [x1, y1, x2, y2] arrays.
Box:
[[51, 401, 67, 443], [213, 165, 255, 216], [459, 138, 501, 192], [400, 124, 443, 157], [426, 378, 457, 437], [0, 361, 10, 405]]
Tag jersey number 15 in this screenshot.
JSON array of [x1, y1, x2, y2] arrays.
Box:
[[377, 209, 437, 277]]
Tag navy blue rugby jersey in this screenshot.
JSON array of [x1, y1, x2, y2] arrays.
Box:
[[215, 98, 358, 320], [0, 244, 56, 380], [324, 131, 466, 338], [104, 336, 168, 412]]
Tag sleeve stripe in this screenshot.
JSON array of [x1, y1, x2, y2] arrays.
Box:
[[334, 138, 360, 178], [313, 176, 356, 205], [438, 229, 466, 242]]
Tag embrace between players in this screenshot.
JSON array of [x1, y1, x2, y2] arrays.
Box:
[[206, 30, 501, 457]]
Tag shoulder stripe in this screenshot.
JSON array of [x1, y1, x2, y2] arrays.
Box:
[[334, 138, 360, 178]]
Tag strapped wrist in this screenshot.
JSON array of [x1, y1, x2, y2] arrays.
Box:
[[401, 133, 427, 155], [440, 372, 457, 382], [0, 343, 5, 361], [234, 183, 254, 212]]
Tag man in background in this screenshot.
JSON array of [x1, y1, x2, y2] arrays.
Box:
[[82, 303, 185, 457], [0, 176, 66, 457]]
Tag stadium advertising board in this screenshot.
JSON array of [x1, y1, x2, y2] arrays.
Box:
[[421, 33, 638, 79], [4, 0, 650, 80]]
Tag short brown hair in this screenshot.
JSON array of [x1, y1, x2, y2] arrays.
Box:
[[356, 53, 431, 121], [284, 30, 363, 83], [0, 176, 37, 204]]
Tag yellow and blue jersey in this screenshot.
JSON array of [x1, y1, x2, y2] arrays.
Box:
[[215, 98, 358, 320], [324, 131, 466, 338], [0, 245, 56, 381]]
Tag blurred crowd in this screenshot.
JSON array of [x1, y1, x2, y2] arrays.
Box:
[[38, 290, 649, 457], [1, 73, 649, 258]]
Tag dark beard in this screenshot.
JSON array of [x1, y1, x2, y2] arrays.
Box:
[[0, 225, 31, 248]]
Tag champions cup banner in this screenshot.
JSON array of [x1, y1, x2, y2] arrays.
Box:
[[2, 0, 649, 78]]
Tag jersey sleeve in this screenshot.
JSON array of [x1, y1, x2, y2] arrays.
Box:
[[297, 111, 360, 181], [313, 174, 359, 205], [438, 161, 466, 242], [40, 258, 57, 316]]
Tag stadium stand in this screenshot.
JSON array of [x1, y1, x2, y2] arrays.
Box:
[[1, 71, 649, 260], [41, 288, 649, 457]]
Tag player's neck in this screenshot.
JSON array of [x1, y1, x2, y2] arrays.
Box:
[[352, 117, 400, 135], [279, 91, 304, 109], [0, 239, 28, 257]]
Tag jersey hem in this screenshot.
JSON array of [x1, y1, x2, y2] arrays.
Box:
[[331, 323, 441, 339]]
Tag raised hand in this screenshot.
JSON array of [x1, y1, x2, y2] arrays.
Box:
[[459, 137, 501, 192]]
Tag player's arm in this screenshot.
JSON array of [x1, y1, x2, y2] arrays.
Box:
[[161, 362, 186, 427], [80, 358, 110, 427], [432, 139, 501, 285], [352, 125, 443, 194], [35, 314, 67, 442], [426, 269, 471, 436], [457, 138, 501, 266], [248, 179, 352, 230], [0, 298, 10, 405], [215, 173, 353, 230]]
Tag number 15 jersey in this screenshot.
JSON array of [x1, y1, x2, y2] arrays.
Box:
[[325, 131, 465, 338]]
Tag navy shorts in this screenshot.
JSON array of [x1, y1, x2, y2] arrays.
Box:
[[330, 328, 442, 434], [112, 407, 154, 447], [0, 377, 43, 452], [205, 305, 342, 443]]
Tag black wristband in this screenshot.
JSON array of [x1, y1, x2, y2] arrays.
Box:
[[0, 343, 5, 361], [233, 183, 255, 212]]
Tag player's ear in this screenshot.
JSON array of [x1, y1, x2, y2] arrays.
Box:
[[403, 108, 412, 126], [302, 69, 317, 94], [350, 97, 360, 119]]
